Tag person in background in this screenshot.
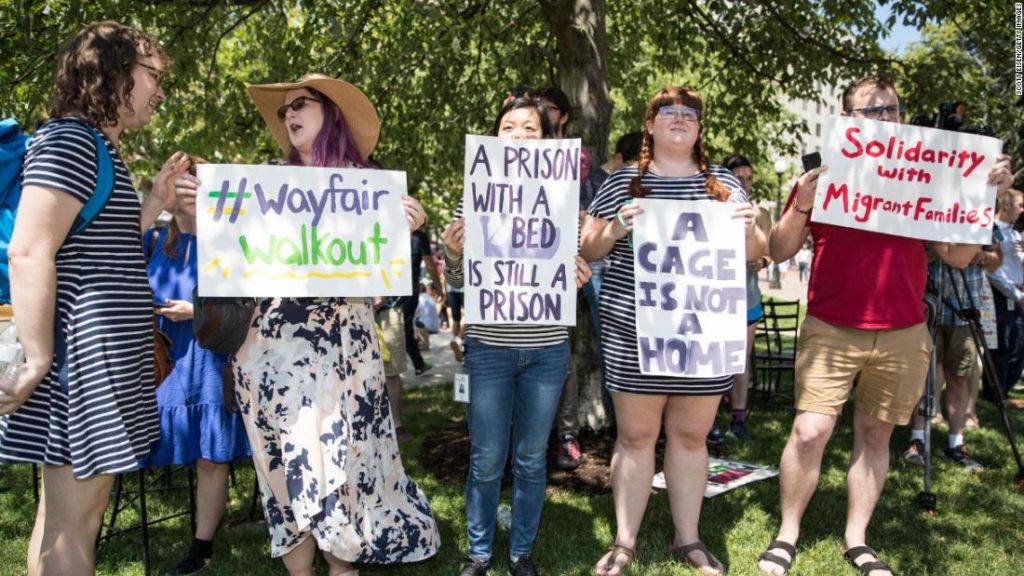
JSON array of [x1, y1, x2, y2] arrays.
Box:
[[404, 223, 443, 375], [717, 153, 773, 442], [146, 157, 252, 575], [0, 21, 190, 575], [374, 296, 413, 442], [986, 188, 1024, 402], [444, 96, 591, 576]]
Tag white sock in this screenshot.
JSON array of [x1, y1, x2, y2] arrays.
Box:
[[910, 429, 925, 442], [949, 434, 964, 448]]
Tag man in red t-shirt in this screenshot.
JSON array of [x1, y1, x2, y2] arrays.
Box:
[[756, 76, 1014, 576]]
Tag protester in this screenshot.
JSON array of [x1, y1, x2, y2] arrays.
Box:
[[0, 21, 191, 574], [757, 75, 1013, 576], [226, 73, 438, 575], [415, 281, 442, 349], [986, 188, 1024, 401], [443, 96, 592, 576], [581, 86, 766, 576], [903, 245, 999, 473], [403, 224, 443, 375], [721, 153, 774, 441], [374, 296, 413, 442], [144, 157, 252, 575]]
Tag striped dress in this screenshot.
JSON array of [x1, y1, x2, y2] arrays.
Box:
[[0, 119, 159, 478], [587, 165, 748, 395]]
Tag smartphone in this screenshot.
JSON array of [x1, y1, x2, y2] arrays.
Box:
[[801, 152, 822, 173], [153, 298, 170, 308]]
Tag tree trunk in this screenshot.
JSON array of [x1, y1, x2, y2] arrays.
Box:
[[538, 0, 611, 164], [539, 0, 612, 430]]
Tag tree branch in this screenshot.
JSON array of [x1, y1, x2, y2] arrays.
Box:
[[205, 0, 269, 86]]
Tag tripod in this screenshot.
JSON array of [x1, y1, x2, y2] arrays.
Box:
[[917, 291, 940, 513]]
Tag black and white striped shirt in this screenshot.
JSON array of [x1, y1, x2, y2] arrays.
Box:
[[0, 119, 158, 478], [445, 199, 568, 348], [588, 165, 747, 395]]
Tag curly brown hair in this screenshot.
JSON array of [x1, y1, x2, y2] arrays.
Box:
[[50, 21, 167, 127], [628, 86, 730, 202]]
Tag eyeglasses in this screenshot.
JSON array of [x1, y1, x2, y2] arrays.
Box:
[[847, 104, 901, 120], [137, 62, 165, 86], [656, 105, 700, 122], [276, 96, 322, 121]]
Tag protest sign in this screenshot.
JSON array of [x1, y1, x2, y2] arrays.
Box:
[[813, 116, 1002, 243], [632, 199, 747, 378], [653, 458, 779, 498], [195, 164, 411, 297], [462, 135, 580, 325]]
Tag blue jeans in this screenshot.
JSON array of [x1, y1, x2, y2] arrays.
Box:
[[464, 337, 569, 562]]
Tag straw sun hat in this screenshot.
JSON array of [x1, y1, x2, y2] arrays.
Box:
[[247, 73, 380, 159]]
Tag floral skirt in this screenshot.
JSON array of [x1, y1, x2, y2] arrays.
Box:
[[234, 298, 439, 562]]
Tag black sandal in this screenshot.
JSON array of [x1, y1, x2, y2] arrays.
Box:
[[844, 545, 893, 576], [668, 541, 726, 576], [757, 539, 797, 575], [597, 543, 635, 575]]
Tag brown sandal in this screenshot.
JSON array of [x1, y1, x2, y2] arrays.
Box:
[[668, 541, 726, 576], [596, 543, 635, 575]]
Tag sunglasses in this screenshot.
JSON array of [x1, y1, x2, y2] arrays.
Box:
[[847, 104, 901, 120], [276, 96, 322, 121], [656, 105, 700, 122]]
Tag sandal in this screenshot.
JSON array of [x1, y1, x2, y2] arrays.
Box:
[[668, 541, 726, 576], [595, 543, 635, 576], [757, 539, 797, 575], [844, 545, 893, 576]]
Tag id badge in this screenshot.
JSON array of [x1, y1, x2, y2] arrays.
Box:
[[454, 372, 470, 403]]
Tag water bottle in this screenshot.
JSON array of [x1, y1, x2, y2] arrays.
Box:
[[0, 321, 24, 387], [496, 503, 512, 531]]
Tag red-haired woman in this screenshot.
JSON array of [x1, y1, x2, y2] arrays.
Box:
[[581, 87, 767, 576]]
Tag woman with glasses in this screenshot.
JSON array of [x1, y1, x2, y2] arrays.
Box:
[[581, 86, 766, 576], [0, 22, 191, 574], [205, 74, 439, 576], [442, 96, 591, 576]]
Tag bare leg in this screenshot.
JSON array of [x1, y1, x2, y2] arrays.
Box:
[[195, 459, 230, 540], [843, 405, 895, 576], [35, 465, 114, 576], [27, 485, 44, 576], [664, 394, 724, 573], [944, 372, 969, 439], [758, 410, 837, 575], [386, 374, 403, 429], [281, 537, 316, 576], [323, 551, 357, 575], [593, 392, 666, 576], [729, 323, 758, 415]]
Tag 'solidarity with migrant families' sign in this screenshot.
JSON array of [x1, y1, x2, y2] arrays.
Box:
[[633, 199, 747, 378], [812, 116, 1002, 243], [462, 135, 581, 325], [196, 164, 412, 297]]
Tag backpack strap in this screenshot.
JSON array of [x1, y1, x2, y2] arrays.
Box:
[[70, 125, 115, 235]]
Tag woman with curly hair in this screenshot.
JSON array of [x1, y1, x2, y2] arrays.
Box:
[[581, 86, 766, 576], [0, 21, 189, 574]]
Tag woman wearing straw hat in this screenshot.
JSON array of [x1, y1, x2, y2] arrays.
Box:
[[216, 74, 437, 576]]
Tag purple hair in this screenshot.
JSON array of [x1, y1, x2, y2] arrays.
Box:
[[286, 87, 368, 168]]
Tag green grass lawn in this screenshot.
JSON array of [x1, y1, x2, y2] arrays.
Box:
[[1, 381, 1022, 575]]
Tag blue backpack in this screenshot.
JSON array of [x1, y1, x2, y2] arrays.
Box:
[[0, 117, 115, 304]]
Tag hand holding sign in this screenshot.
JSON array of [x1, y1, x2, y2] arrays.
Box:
[[442, 218, 465, 258], [613, 201, 644, 238], [988, 154, 1014, 193], [401, 195, 426, 231]]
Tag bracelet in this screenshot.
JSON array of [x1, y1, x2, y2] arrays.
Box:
[[616, 211, 629, 228], [794, 205, 812, 216]]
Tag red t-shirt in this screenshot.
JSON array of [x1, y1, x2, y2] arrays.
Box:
[[783, 185, 926, 329]]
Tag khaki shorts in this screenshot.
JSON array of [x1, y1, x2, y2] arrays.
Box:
[[794, 315, 931, 425], [377, 306, 407, 378], [936, 325, 978, 378]]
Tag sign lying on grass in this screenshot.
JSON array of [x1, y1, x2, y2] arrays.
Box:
[[812, 116, 1002, 244], [462, 135, 580, 325], [195, 164, 411, 297], [632, 199, 747, 378], [653, 458, 779, 498]]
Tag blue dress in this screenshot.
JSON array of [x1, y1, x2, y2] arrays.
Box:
[[141, 227, 251, 467]]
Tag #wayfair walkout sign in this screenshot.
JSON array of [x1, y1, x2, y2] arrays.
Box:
[[633, 199, 747, 378], [195, 164, 412, 297], [462, 135, 580, 325], [812, 116, 1002, 243]]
